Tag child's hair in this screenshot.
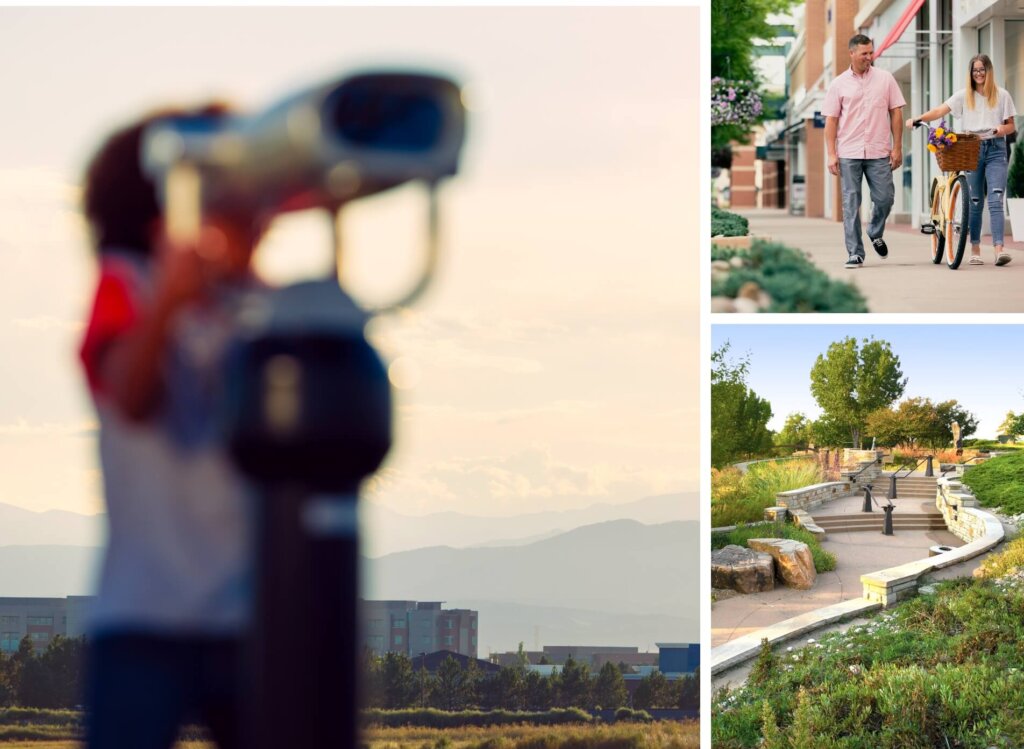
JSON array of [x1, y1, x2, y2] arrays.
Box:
[[82, 103, 230, 257]]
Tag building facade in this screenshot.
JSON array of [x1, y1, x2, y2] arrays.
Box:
[[776, 0, 1023, 231], [361, 600, 478, 659], [0, 597, 93, 653]]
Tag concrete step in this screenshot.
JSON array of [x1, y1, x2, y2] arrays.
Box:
[[814, 512, 946, 533]]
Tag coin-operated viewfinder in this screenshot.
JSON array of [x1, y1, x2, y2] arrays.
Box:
[[142, 70, 468, 749]]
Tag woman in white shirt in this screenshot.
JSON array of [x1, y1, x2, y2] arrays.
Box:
[[908, 54, 1017, 266]]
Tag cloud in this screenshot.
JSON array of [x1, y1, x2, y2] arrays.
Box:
[[10, 316, 85, 333], [0, 419, 97, 437]]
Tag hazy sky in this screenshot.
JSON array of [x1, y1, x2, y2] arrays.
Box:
[[0, 7, 699, 517], [712, 324, 1024, 439]]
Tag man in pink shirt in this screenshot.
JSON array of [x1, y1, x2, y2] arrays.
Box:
[[822, 34, 906, 268]]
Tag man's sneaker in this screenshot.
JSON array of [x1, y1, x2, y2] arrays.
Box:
[[845, 256, 864, 269], [870, 237, 889, 259]]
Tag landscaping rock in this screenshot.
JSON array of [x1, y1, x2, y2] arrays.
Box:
[[711, 544, 775, 594], [747, 538, 817, 589]]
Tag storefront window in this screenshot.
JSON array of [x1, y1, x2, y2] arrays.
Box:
[[978, 24, 991, 57], [1006, 21, 1024, 128]]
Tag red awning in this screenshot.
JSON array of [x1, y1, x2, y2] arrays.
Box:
[[873, 0, 927, 61]]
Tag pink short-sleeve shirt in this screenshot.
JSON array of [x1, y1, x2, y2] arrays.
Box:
[[822, 65, 906, 159]]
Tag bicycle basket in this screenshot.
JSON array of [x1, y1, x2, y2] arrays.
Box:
[[933, 133, 980, 172]]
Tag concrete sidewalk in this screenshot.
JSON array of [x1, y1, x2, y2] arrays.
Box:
[[733, 208, 1024, 312]]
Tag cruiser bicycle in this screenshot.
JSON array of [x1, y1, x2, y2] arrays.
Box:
[[913, 120, 981, 269]]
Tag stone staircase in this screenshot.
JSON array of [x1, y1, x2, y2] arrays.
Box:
[[881, 474, 938, 500], [812, 510, 947, 534]]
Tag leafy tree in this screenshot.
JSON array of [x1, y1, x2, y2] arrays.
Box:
[[633, 671, 671, 710], [867, 398, 979, 450], [461, 657, 482, 709], [935, 400, 978, 447], [775, 412, 813, 452], [809, 337, 906, 449], [380, 652, 416, 709], [524, 670, 552, 710], [711, 0, 797, 148], [712, 342, 775, 466], [810, 412, 851, 449], [430, 655, 469, 711], [556, 655, 591, 709], [676, 670, 699, 710], [481, 666, 525, 711], [593, 661, 627, 710], [998, 411, 1021, 440]]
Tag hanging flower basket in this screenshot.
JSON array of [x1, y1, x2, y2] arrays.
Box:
[[711, 78, 764, 127]]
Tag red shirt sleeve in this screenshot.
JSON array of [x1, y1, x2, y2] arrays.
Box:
[[79, 258, 143, 395]]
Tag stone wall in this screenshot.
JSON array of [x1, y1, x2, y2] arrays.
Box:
[[775, 480, 854, 511], [935, 477, 986, 542]]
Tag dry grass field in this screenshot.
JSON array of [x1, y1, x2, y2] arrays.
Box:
[[0, 722, 700, 749]]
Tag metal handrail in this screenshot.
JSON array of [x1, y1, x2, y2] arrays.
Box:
[[940, 454, 987, 476], [891, 456, 932, 480], [847, 456, 882, 481]]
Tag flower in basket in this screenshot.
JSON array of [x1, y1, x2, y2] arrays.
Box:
[[928, 120, 957, 151]]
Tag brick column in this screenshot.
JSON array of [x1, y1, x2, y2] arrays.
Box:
[[730, 143, 757, 208]]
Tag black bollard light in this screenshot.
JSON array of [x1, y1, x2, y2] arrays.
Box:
[[882, 503, 895, 536], [862, 484, 874, 512], [925, 455, 934, 477], [889, 473, 898, 500]]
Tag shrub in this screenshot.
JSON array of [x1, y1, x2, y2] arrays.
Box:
[[612, 707, 653, 723], [713, 569, 1024, 747], [711, 206, 749, 237], [1008, 137, 1024, 199], [711, 241, 868, 312], [960, 451, 1024, 515], [711, 460, 825, 527], [974, 535, 1024, 580]]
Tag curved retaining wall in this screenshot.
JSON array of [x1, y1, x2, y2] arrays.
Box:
[[711, 477, 1004, 676]]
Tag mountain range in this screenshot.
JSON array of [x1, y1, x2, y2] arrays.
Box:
[[0, 497, 698, 652]]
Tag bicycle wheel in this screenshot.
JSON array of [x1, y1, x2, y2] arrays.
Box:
[[929, 179, 944, 264], [945, 174, 969, 269]]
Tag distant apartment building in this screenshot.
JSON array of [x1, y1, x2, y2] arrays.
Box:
[[489, 644, 697, 674], [492, 645, 657, 671], [361, 601, 478, 659], [0, 596, 94, 653]]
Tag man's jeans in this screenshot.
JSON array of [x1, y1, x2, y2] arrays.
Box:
[[966, 137, 1008, 246], [839, 157, 895, 259]]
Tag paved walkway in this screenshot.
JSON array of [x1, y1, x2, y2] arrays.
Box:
[[733, 208, 1024, 312], [711, 490, 963, 650]]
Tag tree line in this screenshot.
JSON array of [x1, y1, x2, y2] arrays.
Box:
[[712, 337, 981, 467], [0, 635, 84, 709], [0, 636, 699, 715], [363, 651, 698, 713]]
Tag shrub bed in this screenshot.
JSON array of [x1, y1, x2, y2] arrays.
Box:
[[713, 544, 1024, 747], [960, 451, 1024, 515], [711, 207, 750, 237], [712, 241, 868, 313], [712, 460, 825, 527], [711, 522, 837, 573]]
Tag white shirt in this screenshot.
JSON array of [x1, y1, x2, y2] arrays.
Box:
[[944, 87, 1017, 133]]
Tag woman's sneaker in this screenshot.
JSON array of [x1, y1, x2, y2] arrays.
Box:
[[845, 256, 864, 269], [870, 237, 888, 258]]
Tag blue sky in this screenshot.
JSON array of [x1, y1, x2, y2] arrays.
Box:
[[711, 324, 1024, 439]]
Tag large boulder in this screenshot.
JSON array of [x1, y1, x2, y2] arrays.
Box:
[[711, 544, 775, 594], [747, 538, 817, 589]]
